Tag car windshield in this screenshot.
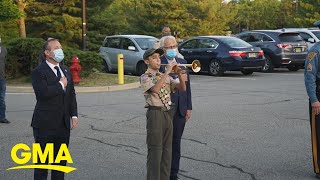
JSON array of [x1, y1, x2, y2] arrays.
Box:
[[220, 37, 252, 48], [134, 38, 158, 50], [311, 31, 320, 40], [279, 33, 304, 42]]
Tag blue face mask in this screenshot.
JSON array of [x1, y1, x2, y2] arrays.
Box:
[[165, 49, 177, 59], [52, 49, 64, 63]]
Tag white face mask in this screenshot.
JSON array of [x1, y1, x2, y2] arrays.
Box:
[[51, 49, 65, 62]]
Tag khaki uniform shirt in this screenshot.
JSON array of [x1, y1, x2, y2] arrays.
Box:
[[141, 68, 179, 108]]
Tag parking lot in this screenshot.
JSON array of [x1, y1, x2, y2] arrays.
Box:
[[0, 69, 316, 180]]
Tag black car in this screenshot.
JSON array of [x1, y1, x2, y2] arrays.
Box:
[[235, 30, 308, 72], [178, 36, 265, 76]]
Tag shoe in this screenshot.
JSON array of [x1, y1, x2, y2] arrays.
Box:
[[0, 118, 10, 124], [315, 173, 320, 179], [170, 175, 180, 180]]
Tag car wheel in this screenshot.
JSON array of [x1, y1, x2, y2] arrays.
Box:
[[208, 60, 224, 76], [135, 61, 147, 76], [262, 55, 274, 73], [287, 65, 300, 71], [241, 69, 254, 75]]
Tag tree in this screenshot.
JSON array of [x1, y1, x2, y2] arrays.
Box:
[[230, 0, 281, 32], [295, 0, 320, 27], [26, 0, 82, 47], [0, 0, 20, 22], [15, 0, 28, 38], [185, 0, 236, 36]]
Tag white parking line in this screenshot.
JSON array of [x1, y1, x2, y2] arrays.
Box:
[[218, 77, 256, 80], [7, 93, 33, 95]]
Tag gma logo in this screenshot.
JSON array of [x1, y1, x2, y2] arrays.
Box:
[[7, 143, 76, 173]]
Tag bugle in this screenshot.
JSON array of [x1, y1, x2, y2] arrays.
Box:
[[161, 60, 201, 73]]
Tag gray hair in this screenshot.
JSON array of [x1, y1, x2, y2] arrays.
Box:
[[159, 35, 176, 48]]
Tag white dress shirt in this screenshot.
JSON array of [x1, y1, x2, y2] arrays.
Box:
[[46, 60, 65, 91]]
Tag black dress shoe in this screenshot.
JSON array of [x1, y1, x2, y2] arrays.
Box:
[[315, 173, 320, 179], [0, 118, 10, 124]]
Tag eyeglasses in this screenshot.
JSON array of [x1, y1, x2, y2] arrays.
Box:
[[163, 45, 177, 50]]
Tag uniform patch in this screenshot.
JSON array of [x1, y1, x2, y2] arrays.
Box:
[[140, 74, 150, 82], [307, 63, 313, 71], [308, 52, 317, 62]]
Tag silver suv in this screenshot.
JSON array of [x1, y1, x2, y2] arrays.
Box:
[[99, 35, 158, 76], [278, 28, 320, 50]]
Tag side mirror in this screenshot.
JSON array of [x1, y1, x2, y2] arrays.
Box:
[[308, 38, 316, 43], [128, 46, 136, 51]]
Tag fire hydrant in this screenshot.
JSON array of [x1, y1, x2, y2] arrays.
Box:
[[70, 56, 82, 84]]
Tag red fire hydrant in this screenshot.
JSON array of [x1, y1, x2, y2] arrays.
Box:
[[70, 56, 82, 84]]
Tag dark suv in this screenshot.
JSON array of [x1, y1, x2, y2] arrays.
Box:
[[235, 30, 308, 72]]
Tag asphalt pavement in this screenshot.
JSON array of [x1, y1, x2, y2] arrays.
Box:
[[0, 69, 316, 180]]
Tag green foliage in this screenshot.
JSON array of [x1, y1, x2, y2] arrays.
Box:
[[5, 37, 44, 77], [0, 0, 21, 21], [0, 20, 20, 41], [295, 0, 320, 27], [63, 47, 104, 77], [26, 1, 82, 47]]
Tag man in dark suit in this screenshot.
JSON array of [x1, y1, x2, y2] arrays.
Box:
[[31, 38, 78, 180], [159, 36, 192, 180]]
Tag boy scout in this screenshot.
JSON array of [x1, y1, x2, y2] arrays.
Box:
[[140, 48, 187, 180], [304, 42, 320, 179]]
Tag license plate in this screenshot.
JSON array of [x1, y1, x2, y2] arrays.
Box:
[[248, 53, 256, 58], [295, 48, 301, 53]]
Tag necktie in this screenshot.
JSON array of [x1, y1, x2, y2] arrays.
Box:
[[54, 66, 61, 79]]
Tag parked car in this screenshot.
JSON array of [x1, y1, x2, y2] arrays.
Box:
[[235, 30, 308, 72], [99, 35, 158, 76], [277, 28, 320, 50], [178, 36, 265, 76]]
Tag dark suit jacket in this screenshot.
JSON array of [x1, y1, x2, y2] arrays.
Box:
[[31, 61, 78, 130], [160, 56, 192, 117]]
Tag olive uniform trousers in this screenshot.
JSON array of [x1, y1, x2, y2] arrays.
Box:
[[146, 106, 175, 180]]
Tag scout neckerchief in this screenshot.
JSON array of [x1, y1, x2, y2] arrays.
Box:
[[145, 69, 172, 110]]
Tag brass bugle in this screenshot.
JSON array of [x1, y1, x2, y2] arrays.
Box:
[[161, 60, 201, 73]]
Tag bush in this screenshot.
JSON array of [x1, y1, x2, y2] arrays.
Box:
[[5, 38, 103, 78], [63, 47, 104, 77], [6, 37, 44, 77]]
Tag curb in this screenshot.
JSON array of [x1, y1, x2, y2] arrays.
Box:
[[7, 82, 141, 93]]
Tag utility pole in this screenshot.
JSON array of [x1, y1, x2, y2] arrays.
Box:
[[82, 0, 86, 50]]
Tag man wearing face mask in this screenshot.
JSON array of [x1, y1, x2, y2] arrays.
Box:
[[158, 27, 184, 59], [160, 36, 192, 180], [0, 38, 9, 124], [31, 38, 78, 180]]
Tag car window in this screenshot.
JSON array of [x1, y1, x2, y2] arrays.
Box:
[[199, 39, 219, 49], [279, 33, 304, 42], [299, 32, 312, 41], [247, 33, 260, 42], [121, 38, 136, 50], [220, 37, 252, 48], [311, 31, 320, 39], [261, 34, 273, 42], [134, 38, 158, 50], [237, 34, 250, 41], [181, 39, 198, 49], [106, 37, 121, 49]]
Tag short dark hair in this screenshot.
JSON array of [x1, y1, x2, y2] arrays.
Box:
[[43, 38, 59, 51]]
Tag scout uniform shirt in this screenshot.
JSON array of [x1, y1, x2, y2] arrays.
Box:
[[141, 68, 179, 110], [305, 42, 320, 103]]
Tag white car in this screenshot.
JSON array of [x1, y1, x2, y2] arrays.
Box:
[[99, 35, 159, 76], [279, 28, 320, 50]]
